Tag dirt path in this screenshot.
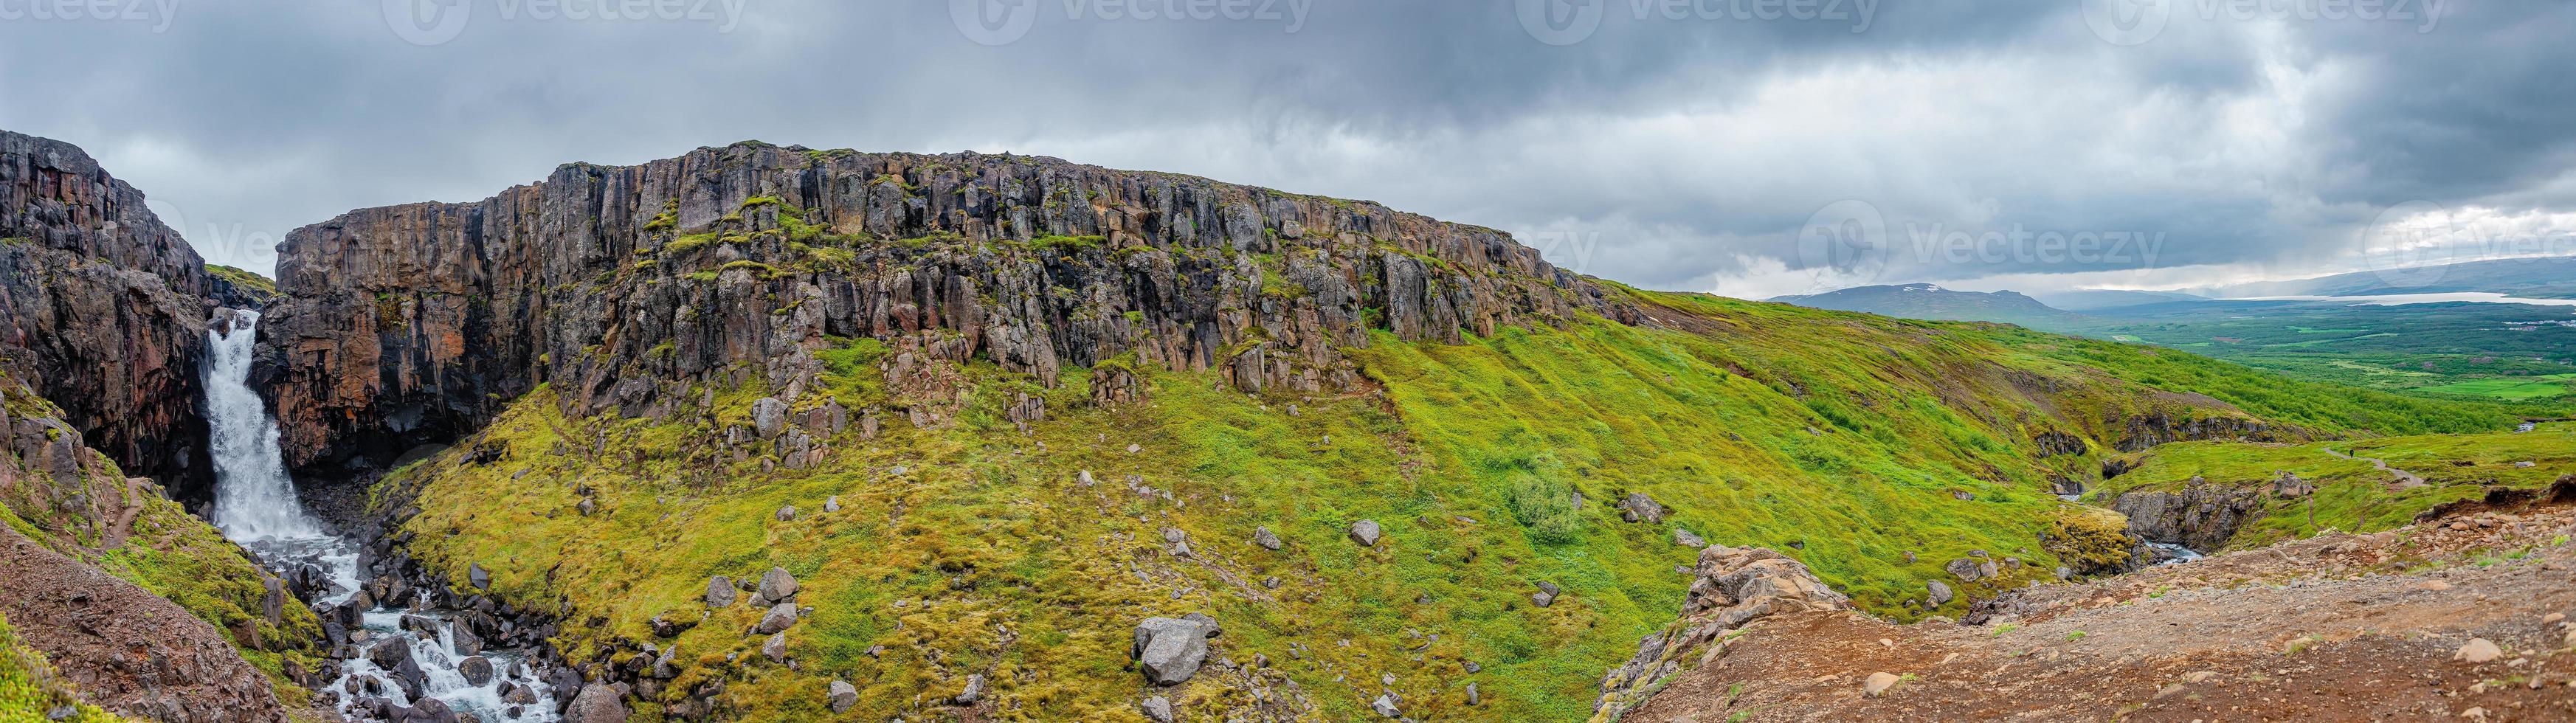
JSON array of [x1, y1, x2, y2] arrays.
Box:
[[2325, 444, 2428, 489], [1625, 491, 2576, 722]]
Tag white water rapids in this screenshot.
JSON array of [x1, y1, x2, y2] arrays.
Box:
[[204, 311, 559, 722]]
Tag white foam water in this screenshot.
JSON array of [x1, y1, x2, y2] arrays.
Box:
[[206, 310, 320, 540], [204, 309, 559, 721]]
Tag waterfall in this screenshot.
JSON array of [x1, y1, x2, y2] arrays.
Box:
[[206, 309, 320, 540]]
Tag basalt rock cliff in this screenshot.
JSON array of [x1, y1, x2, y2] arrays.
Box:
[[0, 130, 219, 501], [263, 141, 1645, 478]]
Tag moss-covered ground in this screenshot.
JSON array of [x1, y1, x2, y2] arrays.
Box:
[[0, 612, 134, 723], [2093, 423, 2575, 550], [380, 292, 2555, 722]]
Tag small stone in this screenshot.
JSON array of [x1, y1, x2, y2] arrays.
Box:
[[956, 674, 984, 705], [1254, 526, 1284, 551], [776, 505, 795, 522], [705, 575, 736, 607], [1465, 681, 1479, 705], [1161, 527, 1187, 543], [1139, 696, 1175, 723], [1862, 671, 1901, 696], [1372, 693, 1401, 718], [1673, 528, 1705, 548], [468, 562, 491, 591], [823, 496, 840, 513], [762, 632, 788, 663], [828, 680, 858, 713], [1533, 581, 1561, 608], [1925, 581, 1953, 607], [1349, 519, 1382, 547], [2455, 637, 2502, 663]]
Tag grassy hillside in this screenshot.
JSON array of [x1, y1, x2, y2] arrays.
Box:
[[0, 612, 134, 723], [374, 290, 2545, 722], [2091, 423, 2575, 550], [0, 378, 323, 705]]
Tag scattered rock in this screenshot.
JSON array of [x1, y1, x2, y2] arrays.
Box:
[[457, 656, 494, 686], [775, 505, 795, 522], [956, 674, 985, 705], [1617, 492, 1665, 523], [828, 680, 857, 713], [1944, 558, 1986, 582], [751, 397, 790, 439], [1674, 528, 1706, 548], [704, 576, 736, 607], [1925, 580, 1953, 607], [823, 496, 840, 513], [1466, 681, 1480, 706], [565, 682, 630, 723], [1139, 696, 1175, 723], [756, 603, 799, 634], [1533, 581, 1561, 607], [1862, 671, 1901, 696], [1254, 526, 1283, 551], [1372, 693, 1401, 718], [759, 567, 800, 602], [1349, 519, 1382, 547], [467, 562, 490, 591], [762, 632, 788, 663], [2456, 638, 2503, 663], [1132, 615, 1222, 685]]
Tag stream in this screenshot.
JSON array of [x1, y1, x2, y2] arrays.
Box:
[[207, 310, 563, 722]]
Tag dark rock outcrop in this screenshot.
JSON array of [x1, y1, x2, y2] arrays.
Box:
[[2108, 482, 2265, 552], [263, 142, 1643, 477], [0, 130, 218, 499]]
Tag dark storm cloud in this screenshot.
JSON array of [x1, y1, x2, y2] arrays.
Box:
[[0, 0, 2568, 296]]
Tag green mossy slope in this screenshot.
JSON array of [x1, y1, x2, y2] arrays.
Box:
[[2095, 423, 2576, 550], [379, 296, 2543, 722]]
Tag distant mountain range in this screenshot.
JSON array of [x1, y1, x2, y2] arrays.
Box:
[[2026, 288, 2209, 311], [1769, 283, 2085, 327], [2196, 255, 2576, 299]]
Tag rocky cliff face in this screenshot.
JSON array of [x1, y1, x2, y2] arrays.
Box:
[[0, 130, 218, 500], [265, 141, 1643, 477]]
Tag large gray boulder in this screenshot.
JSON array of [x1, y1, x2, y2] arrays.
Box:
[[756, 603, 799, 634], [565, 682, 629, 723], [1130, 614, 1222, 685], [457, 656, 494, 686], [704, 575, 736, 607], [758, 567, 800, 602], [752, 397, 790, 439]]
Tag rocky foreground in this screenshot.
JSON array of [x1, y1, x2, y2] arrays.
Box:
[[1603, 480, 2576, 722]]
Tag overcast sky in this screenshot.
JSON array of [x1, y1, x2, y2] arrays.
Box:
[[4, 0, 2571, 298]]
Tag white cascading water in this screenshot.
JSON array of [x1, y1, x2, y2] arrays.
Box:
[[205, 309, 559, 722], [207, 310, 321, 540]]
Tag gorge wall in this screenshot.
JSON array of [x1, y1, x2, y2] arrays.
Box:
[[0, 130, 222, 500], [263, 141, 1646, 478]]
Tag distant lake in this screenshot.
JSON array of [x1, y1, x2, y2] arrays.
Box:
[[2232, 292, 2576, 308]]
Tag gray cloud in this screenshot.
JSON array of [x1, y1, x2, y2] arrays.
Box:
[[1, 0, 2568, 297]]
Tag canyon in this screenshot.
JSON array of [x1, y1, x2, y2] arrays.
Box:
[[1, 130, 2569, 722]]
